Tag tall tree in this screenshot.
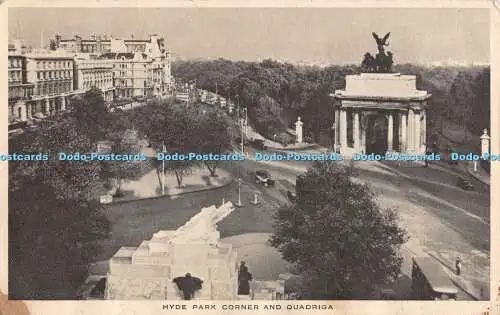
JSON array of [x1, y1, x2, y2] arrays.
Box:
[[270, 160, 408, 299], [103, 128, 145, 196], [8, 120, 109, 299], [192, 110, 232, 176], [70, 88, 110, 143], [163, 107, 198, 188], [448, 71, 475, 141]]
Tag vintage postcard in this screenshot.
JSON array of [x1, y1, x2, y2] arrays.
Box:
[[1, 0, 499, 314]]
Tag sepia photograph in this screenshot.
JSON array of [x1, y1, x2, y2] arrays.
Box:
[[5, 4, 493, 306]]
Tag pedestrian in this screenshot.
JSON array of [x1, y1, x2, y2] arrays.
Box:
[[238, 261, 253, 295], [455, 257, 462, 276], [173, 273, 203, 300]]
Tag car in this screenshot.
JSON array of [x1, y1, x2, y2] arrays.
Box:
[[234, 137, 248, 145], [250, 139, 267, 150], [287, 190, 296, 201], [255, 170, 275, 187], [457, 177, 474, 190]]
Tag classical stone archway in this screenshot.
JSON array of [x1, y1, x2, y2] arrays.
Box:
[[365, 113, 388, 154], [332, 73, 430, 158]]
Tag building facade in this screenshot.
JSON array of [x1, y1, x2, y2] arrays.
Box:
[[24, 51, 75, 119], [73, 56, 115, 102], [57, 34, 174, 97], [8, 53, 34, 122], [7, 34, 174, 126]]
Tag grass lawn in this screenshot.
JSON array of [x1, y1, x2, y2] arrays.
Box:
[[93, 183, 278, 262]]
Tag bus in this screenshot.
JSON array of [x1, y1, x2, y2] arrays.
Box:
[[411, 256, 458, 300]]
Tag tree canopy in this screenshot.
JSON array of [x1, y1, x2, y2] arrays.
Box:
[[173, 59, 490, 148], [270, 160, 408, 299]]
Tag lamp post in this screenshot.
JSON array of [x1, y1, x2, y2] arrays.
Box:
[[161, 141, 166, 196], [240, 118, 245, 155], [236, 178, 243, 207]]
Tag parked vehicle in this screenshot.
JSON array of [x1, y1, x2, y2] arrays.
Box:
[[255, 170, 275, 187], [411, 256, 458, 300], [446, 147, 459, 165], [250, 139, 267, 150], [457, 177, 474, 190]]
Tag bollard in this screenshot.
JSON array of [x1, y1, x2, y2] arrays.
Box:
[[474, 161, 478, 173], [251, 192, 259, 205]]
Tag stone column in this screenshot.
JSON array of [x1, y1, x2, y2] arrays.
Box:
[[25, 103, 31, 120], [407, 109, 415, 152], [353, 111, 360, 151], [45, 98, 50, 115], [480, 129, 490, 155], [20, 104, 27, 121], [295, 117, 303, 144], [414, 111, 421, 154], [421, 111, 426, 153], [340, 109, 347, 148], [334, 109, 340, 152], [61, 96, 66, 111], [400, 112, 407, 152], [360, 115, 366, 154], [387, 113, 393, 151]]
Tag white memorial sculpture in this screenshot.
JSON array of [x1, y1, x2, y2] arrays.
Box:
[[295, 117, 303, 144], [105, 202, 240, 300]]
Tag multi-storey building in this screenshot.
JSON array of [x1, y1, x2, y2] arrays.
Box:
[[57, 34, 174, 97], [8, 53, 34, 122], [7, 34, 174, 126], [24, 50, 74, 118], [100, 52, 152, 99], [73, 55, 115, 102]]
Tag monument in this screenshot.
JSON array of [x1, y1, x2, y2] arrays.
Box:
[[480, 129, 490, 155], [333, 32, 431, 157], [104, 202, 240, 300]]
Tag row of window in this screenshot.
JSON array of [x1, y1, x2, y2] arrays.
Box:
[[83, 74, 113, 81], [80, 63, 112, 69], [36, 83, 72, 96], [36, 60, 73, 69], [115, 63, 150, 69], [37, 70, 72, 80], [10, 100, 65, 121], [9, 71, 22, 82], [83, 81, 113, 90], [9, 86, 34, 99], [9, 58, 23, 69]]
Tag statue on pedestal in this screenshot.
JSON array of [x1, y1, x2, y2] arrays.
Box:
[[173, 273, 203, 300], [361, 32, 394, 73]]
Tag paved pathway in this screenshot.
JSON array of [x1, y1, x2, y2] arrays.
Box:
[[247, 153, 490, 300]]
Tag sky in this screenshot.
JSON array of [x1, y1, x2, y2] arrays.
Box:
[[8, 7, 490, 65]]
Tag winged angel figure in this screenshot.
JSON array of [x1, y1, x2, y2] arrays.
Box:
[[361, 32, 393, 73], [372, 32, 391, 54]]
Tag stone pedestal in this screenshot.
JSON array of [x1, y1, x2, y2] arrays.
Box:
[[105, 202, 239, 300], [480, 129, 490, 155], [295, 117, 303, 144], [333, 73, 430, 156]]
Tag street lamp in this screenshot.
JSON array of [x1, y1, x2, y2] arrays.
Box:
[[240, 118, 245, 155], [161, 142, 166, 196], [236, 178, 243, 207]]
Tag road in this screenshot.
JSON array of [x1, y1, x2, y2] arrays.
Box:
[[98, 141, 489, 300]]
